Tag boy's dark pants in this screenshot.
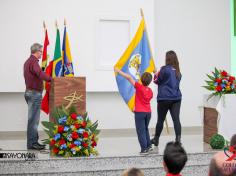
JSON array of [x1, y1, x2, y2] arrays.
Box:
[[134, 112, 151, 151]]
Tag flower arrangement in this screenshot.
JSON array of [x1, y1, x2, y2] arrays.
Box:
[[42, 105, 99, 157], [203, 68, 236, 99]]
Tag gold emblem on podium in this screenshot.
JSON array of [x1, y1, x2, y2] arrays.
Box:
[[64, 91, 84, 109]]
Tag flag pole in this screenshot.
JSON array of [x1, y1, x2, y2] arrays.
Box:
[[42, 21, 47, 72], [64, 18, 67, 26], [43, 21, 46, 32], [140, 8, 170, 135], [63, 18, 66, 67], [55, 20, 58, 29]]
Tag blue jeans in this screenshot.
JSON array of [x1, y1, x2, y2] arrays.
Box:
[[24, 90, 42, 149], [134, 112, 151, 152]]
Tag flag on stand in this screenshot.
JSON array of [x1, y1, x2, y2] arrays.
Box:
[[41, 26, 62, 114], [62, 26, 74, 77], [52, 28, 63, 77], [41, 61, 53, 114], [114, 17, 156, 111], [41, 29, 49, 71]]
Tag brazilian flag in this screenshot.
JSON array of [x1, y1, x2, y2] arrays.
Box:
[[52, 28, 63, 77]]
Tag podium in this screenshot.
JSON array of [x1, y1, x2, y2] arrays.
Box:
[[203, 107, 218, 143], [49, 77, 86, 122], [203, 94, 236, 142]]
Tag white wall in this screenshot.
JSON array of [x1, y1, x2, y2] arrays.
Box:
[[154, 0, 231, 128], [0, 0, 154, 92], [0, 0, 231, 131]]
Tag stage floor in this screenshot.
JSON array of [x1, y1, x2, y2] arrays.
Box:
[[0, 134, 214, 158]]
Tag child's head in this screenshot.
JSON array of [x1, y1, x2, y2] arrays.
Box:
[[122, 167, 144, 176], [141, 72, 152, 86], [163, 141, 187, 175], [230, 134, 236, 147]]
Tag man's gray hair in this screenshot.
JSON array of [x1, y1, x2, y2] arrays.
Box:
[[31, 43, 43, 54]]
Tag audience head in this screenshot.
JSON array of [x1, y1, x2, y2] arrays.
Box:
[[163, 141, 187, 175], [230, 134, 236, 148], [122, 167, 144, 176], [209, 158, 224, 176], [209, 157, 236, 176], [209, 134, 236, 176]]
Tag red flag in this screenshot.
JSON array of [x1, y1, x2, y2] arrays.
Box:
[[41, 61, 53, 114], [41, 30, 49, 71]]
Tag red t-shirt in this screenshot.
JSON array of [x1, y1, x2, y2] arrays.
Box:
[[166, 173, 182, 176], [134, 82, 153, 112]]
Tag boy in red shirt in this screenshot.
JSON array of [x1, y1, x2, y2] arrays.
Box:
[[114, 68, 153, 155]]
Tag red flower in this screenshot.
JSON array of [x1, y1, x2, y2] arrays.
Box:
[[50, 139, 56, 146], [91, 141, 97, 147], [215, 78, 222, 84], [58, 125, 64, 133], [74, 123, 80, 129], [221, 70, 228, 77], [53, 147, 59, 154], [229, 76, 235, 82], [71, 132, 79, 139], [69, 143, 76, 149], [216, 85, 222, 92], [83, 131, 89, 138], [82, 142, 88, 148], [59, 139, 66, 145], [81, 121, 87, 128], [71, 113, 77, 120]]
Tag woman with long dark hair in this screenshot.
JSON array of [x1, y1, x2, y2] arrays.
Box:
[[151, 50, 182, 146]]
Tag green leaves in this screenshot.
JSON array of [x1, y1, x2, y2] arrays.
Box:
[[205, 80, 214, 86], [44, 129, 54, 137], [82, 112, 88, 120], [203, 68, 222, 101], [42, 121, 56, 140], [206, 74, 215, 81], [202, 86, 214, 91], [68, 105, 77, 114], [214, 67, 220, 75], [41, 138, 50, 145], [51, 108, 60, 124], [51, 105, 69, 124], [94, 129, 100, 135], [42, 121, 56, 131], [90, 120, 99, 133], [61, 106, 69, 116], [90, 120, 100, 136]]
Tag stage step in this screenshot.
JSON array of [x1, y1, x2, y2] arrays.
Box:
[[0, 151, 215, 176]]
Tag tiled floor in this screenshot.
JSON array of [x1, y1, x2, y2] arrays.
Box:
[[0, 134, 213, 159]]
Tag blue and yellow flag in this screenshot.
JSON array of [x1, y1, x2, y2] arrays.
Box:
[[62, 26, 74, 77], [52, 28, 63, 77], [114, 18, 156, 111]]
